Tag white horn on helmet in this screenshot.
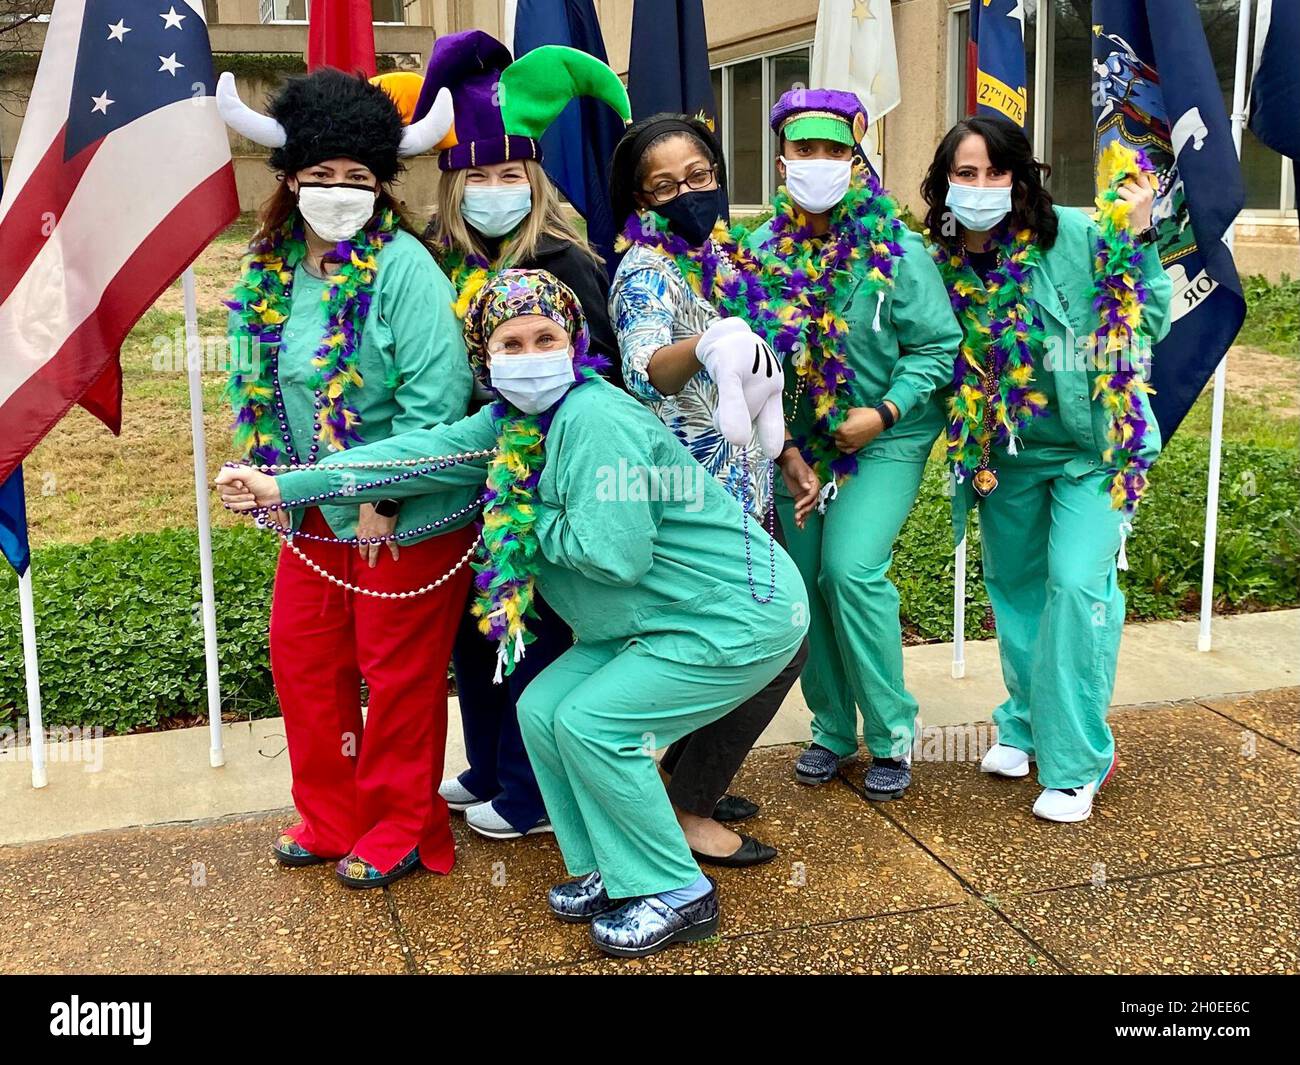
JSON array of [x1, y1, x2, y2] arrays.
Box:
[[399, 86, 455, 157], [215, 71, 287, 148]]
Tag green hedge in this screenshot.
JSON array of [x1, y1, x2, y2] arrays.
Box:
[[1, 438, 1296, 733], [0, 527, 279, 733]]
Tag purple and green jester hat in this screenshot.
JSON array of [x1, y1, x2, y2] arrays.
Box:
[[770, 87, 869, 148], [412, 29, 631, 171]]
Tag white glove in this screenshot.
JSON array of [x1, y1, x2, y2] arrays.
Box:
[[695, 317, 786, 459]]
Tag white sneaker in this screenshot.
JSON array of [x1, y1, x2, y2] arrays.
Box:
[[980, 743, 1031, 778], [465, 800, 554, 840], [1032, 756, 1116, 823], [438, 776, 483, 812]]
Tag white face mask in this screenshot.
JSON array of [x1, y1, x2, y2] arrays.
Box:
[[945, 182, 1013, 233], [780, 157, 853, 214], [488, 347, 575, 414], [296, 183, 378, 243], [462, 184, 534, 238]]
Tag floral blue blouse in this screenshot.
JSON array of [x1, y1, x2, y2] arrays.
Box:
[[609, 243, 772, 517]]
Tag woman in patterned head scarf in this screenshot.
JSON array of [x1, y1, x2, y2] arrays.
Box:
[[219, 268, 810, 958]]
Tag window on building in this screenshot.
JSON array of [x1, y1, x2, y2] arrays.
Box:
[[712, 45, 812, 208], [262, 0, 405, 23]]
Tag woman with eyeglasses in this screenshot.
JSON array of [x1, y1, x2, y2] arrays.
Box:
[[606, 113, 811, 870]]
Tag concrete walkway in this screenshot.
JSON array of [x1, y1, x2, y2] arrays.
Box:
[[0, 687, 1295, 974], [1, 609, 1295, 847]]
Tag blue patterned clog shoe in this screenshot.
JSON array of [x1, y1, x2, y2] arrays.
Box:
[[335, 846, 421, 889], [590, 882, 720, 958], [794, 744, 854, 785], [547, 872, 619, 923], [271, 832, 327, 867], [863, 757, 912, 801]]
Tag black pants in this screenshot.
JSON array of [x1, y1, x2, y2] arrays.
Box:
[[659, 507, 810, 817]]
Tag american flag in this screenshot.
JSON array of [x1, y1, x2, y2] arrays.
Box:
[[0, 0, 239, 488]]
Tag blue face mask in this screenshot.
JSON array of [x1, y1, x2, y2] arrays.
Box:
[[945, 182, 1013, 233], [462, 184, 533, 238], [489, 348, 575, 414]]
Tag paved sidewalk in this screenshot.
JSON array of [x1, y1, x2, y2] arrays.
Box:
[[2, 609, 1295, 847], [0, 688, 1295, 975]]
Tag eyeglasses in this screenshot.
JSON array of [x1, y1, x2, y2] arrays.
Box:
[[642, 166, 717, 205]]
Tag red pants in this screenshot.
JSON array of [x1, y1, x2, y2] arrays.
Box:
[[269, 508, 476, 875]]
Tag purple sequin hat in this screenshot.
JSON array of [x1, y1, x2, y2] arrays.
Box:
[[770, 87, 868, 146]]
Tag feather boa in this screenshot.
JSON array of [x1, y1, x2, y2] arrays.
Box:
[[748, 165, 906, 485], [225, 210, 398, 465], [473, 343, 609, 680], [1092, 142, 1157, 514], [933, 227, 1050, 483]]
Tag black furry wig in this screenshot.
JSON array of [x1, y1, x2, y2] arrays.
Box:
[[267, 68, 407, 183]]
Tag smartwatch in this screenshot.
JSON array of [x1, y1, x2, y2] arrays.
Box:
[[874, 402, 897, 430], [1136, 225, 1159, 246], [373, 498, 401, 518]]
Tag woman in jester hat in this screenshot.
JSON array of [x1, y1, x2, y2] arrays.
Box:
[[215, 68, 479, 888], [742, 89, 962, 802], [217, 269, 810, 959], [413, 29, 629, 842], [922, 114, 1170, 823], [607, 113, 811, 868]]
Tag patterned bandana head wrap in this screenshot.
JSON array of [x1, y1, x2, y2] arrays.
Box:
[[463, 268, 597, 385], [462, 268, 608, 682]]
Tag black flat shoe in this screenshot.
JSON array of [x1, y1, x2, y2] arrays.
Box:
[[712, 793, 760, 823], [691, 834, 777, 868]]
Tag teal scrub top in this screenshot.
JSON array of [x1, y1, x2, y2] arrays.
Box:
[[226, 228, 478, 544], [745, 222, 963, 468], [950, 206, 1174, 541], [279, 377, 810, 667]]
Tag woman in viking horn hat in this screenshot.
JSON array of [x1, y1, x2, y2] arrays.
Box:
[[217, 67, 479, 888], [411, 30, 630, 843]]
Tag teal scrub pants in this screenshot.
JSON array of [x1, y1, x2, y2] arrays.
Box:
[[977, 454, 1126, 790], [776, 456, 927, 760], [517, 639, 796, 900]]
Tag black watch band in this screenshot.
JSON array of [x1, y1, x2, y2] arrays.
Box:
[[874, 402, 897, 430], [778, 440, 801, 461], [1137, 225, 1159, 246], [373, 498, 401, 518]]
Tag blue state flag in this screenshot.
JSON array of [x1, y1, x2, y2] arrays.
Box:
[[970, 0, 1029, 128], [1092, 0, 1246, 439], [511, 0, 627, 273]]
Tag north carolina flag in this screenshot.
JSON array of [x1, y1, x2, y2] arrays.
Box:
[[0, 0, 238, 490], [968, 0, 1029, 128]]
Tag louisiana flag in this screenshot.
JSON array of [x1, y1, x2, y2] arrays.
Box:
[[968, 0, 1029, 128], [1093, 1, 1246, 439]]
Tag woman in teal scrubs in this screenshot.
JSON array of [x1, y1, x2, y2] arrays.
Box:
[[217, 270, 809, 958], [922, 115, 1170, 822]]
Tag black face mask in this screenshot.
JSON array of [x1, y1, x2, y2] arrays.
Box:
[[655, 189, 723, 247]]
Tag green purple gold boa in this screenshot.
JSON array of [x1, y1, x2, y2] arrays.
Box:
[[1092, 142, 1157, 514], [932, 228, 1050, 481], [748, 166, 906, 485], [225, 210, 399, 464]]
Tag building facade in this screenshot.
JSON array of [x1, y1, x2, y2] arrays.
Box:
[[1, 1, 1295, 278]]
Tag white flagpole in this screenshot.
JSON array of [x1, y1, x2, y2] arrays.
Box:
[[952, 534, 967, 679], [1198, 0, 1253, 653], [182, 266, 225, 767], [18, 567, 47, 789]]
